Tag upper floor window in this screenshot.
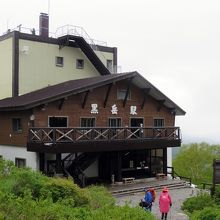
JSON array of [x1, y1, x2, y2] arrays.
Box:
[[56, 56, 64, 67], [76, 59, 84, 69], [109, 118, 121, 127], [117, 89, 131, 100], [107, 60, 113, 73], [80, 118, 95, 127], [154, 118, 164, 127], [48, 116, 68, 127], [15, 158, 26, 168], [12, 118, 22, 133]]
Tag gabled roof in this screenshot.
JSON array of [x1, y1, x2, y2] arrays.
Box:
[[0, 72, 186, 115]]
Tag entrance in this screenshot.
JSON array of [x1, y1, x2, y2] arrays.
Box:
[[121, 150, 150, 179], [130, 118, 144, 138]]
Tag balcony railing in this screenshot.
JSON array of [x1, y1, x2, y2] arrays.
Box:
[[28, 127, 181, 144]]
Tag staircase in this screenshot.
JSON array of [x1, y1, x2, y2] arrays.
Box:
[[57, 28, 111, 75], [109, 178, 191, 197], [63, 152, 101, 187]]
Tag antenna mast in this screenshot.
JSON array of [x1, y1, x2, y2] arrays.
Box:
[[48, 0, 50, 15]]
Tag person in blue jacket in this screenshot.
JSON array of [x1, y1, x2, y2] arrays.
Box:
[[143, 188, 153, 211]]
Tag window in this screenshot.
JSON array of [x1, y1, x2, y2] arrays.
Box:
[[49, 117, 68, 127], [56, 56, 64, 67], [80, 118, 95, 127], [117, 89, 131, 100], [154, 119, 164, 127], [12, 118, 22, 132], [15, 158, 26, 168], [107, 60, 113, 73], [76, 59, 84, 69], [109, 118, 121, 127]]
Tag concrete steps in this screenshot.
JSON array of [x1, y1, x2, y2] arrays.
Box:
[[109, 178, 190, 197]]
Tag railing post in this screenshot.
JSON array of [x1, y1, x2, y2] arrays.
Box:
[[171, 167, 174, 179], [53, 128, 56, 144]]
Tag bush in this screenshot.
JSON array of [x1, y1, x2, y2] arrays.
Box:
[[87, 205, 155, 220], [0, 159, 152, 220], [191, 206, 220, 220], [87, 185, 115, 209], [182, 193, 215, 213], [40, 177, 91, 206]]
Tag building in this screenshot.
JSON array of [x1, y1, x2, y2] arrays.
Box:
[[0, 13, 185, 186]]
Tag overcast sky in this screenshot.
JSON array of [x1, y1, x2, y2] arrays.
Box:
[[0, 0, 220, 144]]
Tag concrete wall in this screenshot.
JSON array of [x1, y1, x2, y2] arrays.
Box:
[[0, 145, 38, 170], [19, 39, 101, 95], [0, 37, 13, 99]]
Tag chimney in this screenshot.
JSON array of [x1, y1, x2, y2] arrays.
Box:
[[39, 13, 49, 37]]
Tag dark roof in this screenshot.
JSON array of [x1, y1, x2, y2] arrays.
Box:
[[0, 72, 186, 115]]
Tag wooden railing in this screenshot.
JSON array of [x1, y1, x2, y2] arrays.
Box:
[[28, 126, 181, 144]]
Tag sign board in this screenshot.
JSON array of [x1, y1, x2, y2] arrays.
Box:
[[213, 159, 220, 184]]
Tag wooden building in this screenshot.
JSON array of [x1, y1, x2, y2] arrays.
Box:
[[0, 13, 185, 186]]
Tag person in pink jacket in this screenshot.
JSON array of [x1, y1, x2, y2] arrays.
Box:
[[159, 187, 172, 220]]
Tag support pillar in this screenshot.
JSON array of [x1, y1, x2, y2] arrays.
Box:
[[163, 148, 167, 175], [39, 153, 45, 173], [56, 153, 62, 174], [115, 152, 122, 182]]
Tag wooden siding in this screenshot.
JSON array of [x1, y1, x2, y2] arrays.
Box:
[[0, 79, 175, 147]]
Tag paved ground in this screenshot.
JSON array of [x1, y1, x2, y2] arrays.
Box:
[[115, 187, 198, 220]]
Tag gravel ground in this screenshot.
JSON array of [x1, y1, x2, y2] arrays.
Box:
[[115, 187, 199, 220]]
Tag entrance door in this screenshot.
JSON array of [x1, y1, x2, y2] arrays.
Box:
[[130, 118, 144, 138], [121, 149, 151, 179]]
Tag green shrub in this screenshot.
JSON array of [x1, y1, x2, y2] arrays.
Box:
[[191, 206, 220, 220], [40, 177, 91, 206], [0, 159, 156, 220], [87, 205, 155, 220], [182, 193, 215, 213], [87, 185, 115, 209]]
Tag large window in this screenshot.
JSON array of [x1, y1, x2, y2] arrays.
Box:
[[48, 117, 68, 127], [117, 89, 131, 100], [154, 118, 164, 127], [80, 118, 95, 127], [108, 118, 121, 127], [15, 158, 26, 168], [12, 118, 22, 133]]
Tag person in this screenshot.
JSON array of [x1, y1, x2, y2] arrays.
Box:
[[159, 187, 172, 220], [140, 188, 153, 211], [149, 187, 156, 202]]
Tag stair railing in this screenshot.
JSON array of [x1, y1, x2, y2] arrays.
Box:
[[55, 25, 108, 66], [167, 166, 192, 186]]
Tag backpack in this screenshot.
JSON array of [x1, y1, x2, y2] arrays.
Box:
[[150, 188, 156, 202]]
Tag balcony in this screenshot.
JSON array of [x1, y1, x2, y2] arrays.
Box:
[[27, 127, 181, 153]]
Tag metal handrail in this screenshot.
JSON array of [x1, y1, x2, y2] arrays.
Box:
[[167, 166, 192, 186], [55, 25, 107, 63]]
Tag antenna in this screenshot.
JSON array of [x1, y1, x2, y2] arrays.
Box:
[[48, 0, 50, 15]]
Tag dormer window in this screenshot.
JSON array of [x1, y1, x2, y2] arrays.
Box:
[[56, 56, 64, 67], [76, 59, 84, 69], [117, 89, 131, 100]]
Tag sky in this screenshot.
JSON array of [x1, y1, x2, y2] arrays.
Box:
[[0, 0, 220, 144]]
